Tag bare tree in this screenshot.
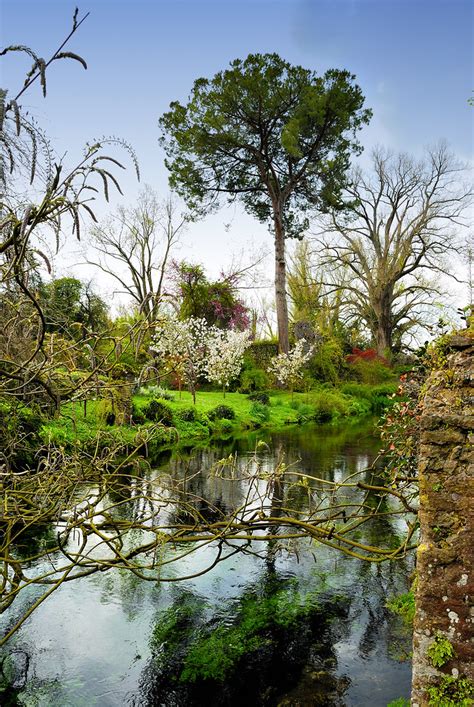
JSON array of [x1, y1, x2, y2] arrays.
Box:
[[315, 144, 472, 356], [87, 187, 188, 322], [0, 10, 139, 409]]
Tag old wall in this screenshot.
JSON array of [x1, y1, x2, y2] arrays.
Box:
[[411, 333, 474, 706]]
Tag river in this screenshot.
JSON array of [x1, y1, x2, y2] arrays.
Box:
[[0, 420, 413, 706]]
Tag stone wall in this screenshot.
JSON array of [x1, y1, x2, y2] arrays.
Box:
[[411, 333, 474, 705]]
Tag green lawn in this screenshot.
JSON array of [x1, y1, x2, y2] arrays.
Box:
[[40, 382, 397, 456]]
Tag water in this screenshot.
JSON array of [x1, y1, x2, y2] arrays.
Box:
[[0, 420, 413, 706]]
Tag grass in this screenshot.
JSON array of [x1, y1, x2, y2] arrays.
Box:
[[40, 382, 397, 459]]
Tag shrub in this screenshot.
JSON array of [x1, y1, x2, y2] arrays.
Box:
[[211, 418, 234, 435], [309, 337, 344, 383], [178, 406, 196, 422], [295, 403, 316, 423], [142, 398, 174, 426], [350, 359, 395, 384], [139, 385, 175, 401], [341, 382, 398, 414], [131, 402, 146, 425], [245, 340, 279, 369], [208, 404, 236, 421], [346, 347, 387, 364], [239, 366, 269, 393], [247, 391, 270, 405], [312, 390, 350, 422], [249, 401, 270, 425], [345, 348, 394, 385]]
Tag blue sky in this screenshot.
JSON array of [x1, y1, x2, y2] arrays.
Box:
[[1, 0, 473, 302]]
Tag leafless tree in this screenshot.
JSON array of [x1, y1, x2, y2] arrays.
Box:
[[87, 187, 189, 323], [0, 10, 139, 409], [314, 144, 473, 356]]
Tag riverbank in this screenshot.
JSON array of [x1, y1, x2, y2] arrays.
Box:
[[40, 382, 397, 460]]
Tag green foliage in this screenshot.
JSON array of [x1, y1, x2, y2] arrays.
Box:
[[341, 382, 398, 414], [138, 385, 175, 401], [179, 584, 321, 683], [309, 337, 344, 384], [142, 398, 174, 426], [245, 341, 279, 370], [131, 402, 146, 425], [178, 406, 197, 422], [387, 699, 410, 707], [208, 404, 236, 421], [239, 365, 269, 393], [0, 398, 43, 468], [386, 591, 415, 625], [295, 402, 317, 423], [379, 374, 422, 480], [427, 632, 456, 668], [247, 391, 270, 405], [160, 54, 371, 231], [96, 398, 115, 424], [426, 675, 474, 707], [41, 384, 390, 460], [39, 277, 109, 336], [350, 359, 396, 384], [249, 401, 270, 425], [211, 418, 234, 435], [174, 260, 249, 330], [311, 389, 350, 421]]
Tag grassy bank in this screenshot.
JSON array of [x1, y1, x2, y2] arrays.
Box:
[[40, 382, 397, 459]]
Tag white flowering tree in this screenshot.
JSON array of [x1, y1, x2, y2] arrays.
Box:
[[152, 317, 209, 404], [205, 329, 251, 396], [267, 340, 314, 395]]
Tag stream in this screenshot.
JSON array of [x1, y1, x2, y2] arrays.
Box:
[[0, 420, 413, 706]]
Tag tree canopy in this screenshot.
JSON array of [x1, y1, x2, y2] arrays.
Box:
[[172, 260, 250, 330], [316, 145, 473, 356], [159, 53, 371, 352]]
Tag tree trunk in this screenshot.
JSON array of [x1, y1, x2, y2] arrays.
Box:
[[374, 290, 393, 358], [273, 205, 289, 354], [375, 324, 391, 359]]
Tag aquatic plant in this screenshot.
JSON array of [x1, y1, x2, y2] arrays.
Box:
[[386, 590, 415, 625]]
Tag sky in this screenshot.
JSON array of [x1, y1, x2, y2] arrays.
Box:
[[1, 0, 473, 313]]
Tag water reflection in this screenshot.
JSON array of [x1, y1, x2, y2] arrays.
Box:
[[0, 421, 413, 706]]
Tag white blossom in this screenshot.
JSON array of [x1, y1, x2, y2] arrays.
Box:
[[151, 317, 210, 399], [267, 340, 314, 390], [151, 317, 251, 401], [205, 329, 251, 391]]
